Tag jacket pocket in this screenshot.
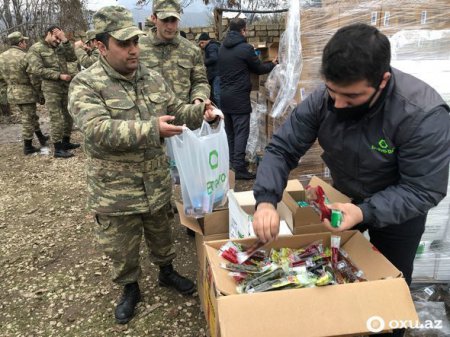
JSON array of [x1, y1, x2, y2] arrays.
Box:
[[104, 98, 137, 120], [145, 93, 169, 117]]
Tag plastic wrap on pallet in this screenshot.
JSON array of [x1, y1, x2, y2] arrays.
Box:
[[246, 94, 268, 163], [413, 241, 450, 281], [266, 0, 301, 119], [390, 29, 450, 105], [422, 167, 450, 242]]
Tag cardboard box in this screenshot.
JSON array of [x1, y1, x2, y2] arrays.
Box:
[[283, 176, 351, 230], [228, 190, 293, 239], [204, 231, 418, 337]]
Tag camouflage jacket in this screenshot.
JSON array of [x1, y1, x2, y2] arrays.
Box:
[[75, 47, 100, 69], [68, 56, 205, 215], [139, 30, 210, 104], [27, 40, 77, 94], [0, 47, 41, 104]]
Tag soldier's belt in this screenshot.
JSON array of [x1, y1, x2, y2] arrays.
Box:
[[88, 156, 168, 172]]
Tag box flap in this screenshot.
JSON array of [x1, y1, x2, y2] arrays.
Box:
[[309, 176, 351, 203], [342, 231, 402, 280], [217, 278, 417, 337], [176, 201, 229, 236], [294, 223, 330, 235], [176, 201, 202, 234], [285, 179, 304, 193]]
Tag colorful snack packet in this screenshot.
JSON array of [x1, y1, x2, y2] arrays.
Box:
[[306, 185, 343, 228], [338, 248, 367, 281], [331, 235, 341, 265], [243, 266, 286, 293], [330, 209, 343, 228], [237, 240, 266, 264], [218, 241, 243, 264], [315, 266, 335, 286], [247, 275, 302, 293]]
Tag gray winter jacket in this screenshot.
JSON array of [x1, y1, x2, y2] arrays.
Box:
[[254, 67, 450, 228]]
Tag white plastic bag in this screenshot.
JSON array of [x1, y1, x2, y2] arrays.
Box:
[[169, 120, 229, 217]]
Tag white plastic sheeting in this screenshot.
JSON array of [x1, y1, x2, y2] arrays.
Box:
[[266, 0, 302, 118]]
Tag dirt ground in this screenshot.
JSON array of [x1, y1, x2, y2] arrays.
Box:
[[1, 108, 448, 337], [0, 107, 257, 337]]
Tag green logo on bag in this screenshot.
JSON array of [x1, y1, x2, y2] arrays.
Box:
[[371, 138, 395, 154], [209, 150, 219, 170], [206, 149, 226, 195]]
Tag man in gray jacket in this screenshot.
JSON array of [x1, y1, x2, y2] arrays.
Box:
[[253, 24, 449, 295]]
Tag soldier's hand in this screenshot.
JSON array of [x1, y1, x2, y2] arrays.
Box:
[[252, 202, 280, 243], [59, 74, 71, 81], [159, 115, 184, 138], [52, 28, 67, 43], [193, 99, 202, 105], [74, 40, 84, 49]]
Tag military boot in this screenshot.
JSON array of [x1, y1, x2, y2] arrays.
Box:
[[54, 141, 74, 158], [35, 130, 50, 146], [62, 136, 80, 150], [115, 282, 141, 324], [23, 139, 40, 155], [159, 264, 196, 295]]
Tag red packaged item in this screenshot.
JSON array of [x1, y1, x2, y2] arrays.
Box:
[[306, 185, 332, 221]]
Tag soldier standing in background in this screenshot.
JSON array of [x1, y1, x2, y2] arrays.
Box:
[[139, 0, 210, 105], [0, 32, 49, 154], [139, 0, 211, 237], [74, 30, 100, 69], [68, 6, 217, 325], [0, 71, 11, 117], [27, 26, 80, 158]]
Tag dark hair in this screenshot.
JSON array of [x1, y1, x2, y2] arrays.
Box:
[[321, 23, 391, 87], [95, 32, 111, 48], [44, 25, 61, 37], [11, 40, 22, 46], [229, 18, 246, 32], [179, 30, 187, 38]]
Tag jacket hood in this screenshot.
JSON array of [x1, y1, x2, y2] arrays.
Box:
[[223, 31, 246, 48]]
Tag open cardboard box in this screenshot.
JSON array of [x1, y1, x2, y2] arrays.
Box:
[[203, 231, 418, 337], [228, 190, 293, 239], [283, 176, 351, 230]]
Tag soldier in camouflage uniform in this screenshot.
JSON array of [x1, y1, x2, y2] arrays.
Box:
[[139, 0, 211, 236], [0, 72, 10, 116], [0, 32, 49, 154], [74, 30, 100, 69], [139, 0, 210, 105], [68, 6, 217, 325], [27, 25, 80, 158]]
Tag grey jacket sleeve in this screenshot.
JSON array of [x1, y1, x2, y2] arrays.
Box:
[[253, 89, 323, 206], [359, 106, 450, 227]]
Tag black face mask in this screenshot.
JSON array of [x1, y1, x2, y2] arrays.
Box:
[[328, 83, 381, 122]]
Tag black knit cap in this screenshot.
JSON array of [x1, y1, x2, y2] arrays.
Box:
[[198, 32, 210, 41]]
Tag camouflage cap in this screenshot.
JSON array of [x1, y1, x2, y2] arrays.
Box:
[[153, 0, 181, 20], [93, 6, 145, 41], [84, 30, 96, 43], [7, 31, 29, 44]]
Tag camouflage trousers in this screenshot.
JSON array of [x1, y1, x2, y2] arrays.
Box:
[[94, 203, 176, 285], [43, 91, 73, 143], [18, 103, 40, 140]]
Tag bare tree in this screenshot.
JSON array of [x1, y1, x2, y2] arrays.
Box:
[[0, 0, 88, 42]]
